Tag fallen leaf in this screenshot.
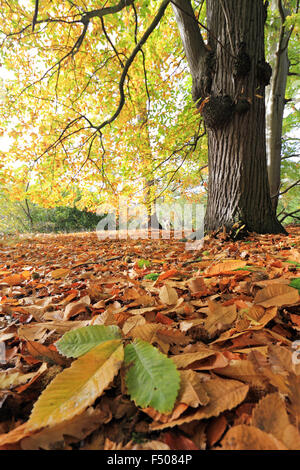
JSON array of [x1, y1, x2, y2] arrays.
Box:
[[254, 284, 299, 307], [50, 268, 71, 279], [63, 295, 91, 320], [21, 407, 109, 450], [205, 260, 247, 276], [177, 370, 210, 407], [206, 415, 227, 447], [28, 340, 124, 429], [220, 425, 287, 450], [0, 363, 47, 390], [159, 285, 179, 305], [251, 393, 300, 450], [151, 378, 249, 430]]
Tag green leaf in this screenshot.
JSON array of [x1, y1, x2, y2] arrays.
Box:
[[124, 339, 180, 413], [55, 325, 122, 358], [289, 278, 300, 293], [144, 272, 159, 280], [138, 259, 151, 268], [234, 265, 257, 271], [285, 260, 300, 268]]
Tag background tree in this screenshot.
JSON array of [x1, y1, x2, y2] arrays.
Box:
[[0, 0, 298, 234], [265, 0, 299, 213]]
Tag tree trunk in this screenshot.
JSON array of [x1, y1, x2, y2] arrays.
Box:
[[137, 105, 163, 230], [266, 1, 291, 213], [172, 0, 286, 234]]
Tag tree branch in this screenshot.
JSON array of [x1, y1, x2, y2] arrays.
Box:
[[32, 0, 39, 31], [279, 209, 300, 223], [96, 0, 171, 132], [170, 0, 207, 79], [272, 179, 300, 198]]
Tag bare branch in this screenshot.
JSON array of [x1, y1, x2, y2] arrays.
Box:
[[96, 0, 171, 132], [279, 208, 300, 223], [100, 17, 125, 68], [272, 179, 300, 198], [281, 153, 299, 160], [32, 0, 39, 32]]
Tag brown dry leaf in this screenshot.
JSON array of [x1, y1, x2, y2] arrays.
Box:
[[130, 323, 161, 343], [220, 425, 287, 450], [64, 295, 91, 320], [254, 284, 299, 307], [268, 344, 300, 375], [178, 421, 207, 450], [26, 341, 66, 366], [0, 325, 17, 342], [20, 407, 108, 450], [0, 423, 38, 448], [287, 374, 300, 420], [122, 287, 144, 301], [203, 300, 237, 337], [127, 305, 161, 315], [251, 393, 300, 450], [151, 378, 249, 430], [132, 440, 170, 450], [127, 294, 155, 307], [163, 432, 200, 450], [155, 328, 191, 346], [281, 248, 300, 263], [50, 268, 70, 279], [244, 305, 277, 329], [205, 260, 247, 276], [192, 352, 229, 371], [253, 278, 290, 288], [187, 277, 207, 294], [160, 297, 185, 314], [214, 359, 267, 389], [0, 273, 26, 286], [159, 285, 179, 305], [21, 298, 55, 321], [206, 415, 227, 447], [18, 320, 90, 342], [171, 349, 217, 369], [178, 370, 210, 407], [210, 328, 247, 346], [103, 438, 125, 450], [179, 318, 204, 333], [92, 300, 106, 309], [0, 363, 47, 390], [248, 349, 290, 394], [122, 315, 146, 335], [142, 403, 188, 424]]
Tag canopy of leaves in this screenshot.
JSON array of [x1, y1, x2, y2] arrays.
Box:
[[0, 0, 207, 212]]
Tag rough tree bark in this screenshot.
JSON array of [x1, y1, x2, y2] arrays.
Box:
[[266, 0, 292, 213], [172, 0, 286, 234]]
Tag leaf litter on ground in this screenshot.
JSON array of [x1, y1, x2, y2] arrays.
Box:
[[0, 226, 299, 450]]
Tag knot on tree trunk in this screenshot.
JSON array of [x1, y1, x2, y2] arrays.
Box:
[[234, 98, 251, 114], [200, 94, 234, 129], [257, 60, 272, 86], [233, 42, 251, 78]]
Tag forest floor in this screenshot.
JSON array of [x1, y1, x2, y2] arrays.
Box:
[[0, 226, 299, 450]]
